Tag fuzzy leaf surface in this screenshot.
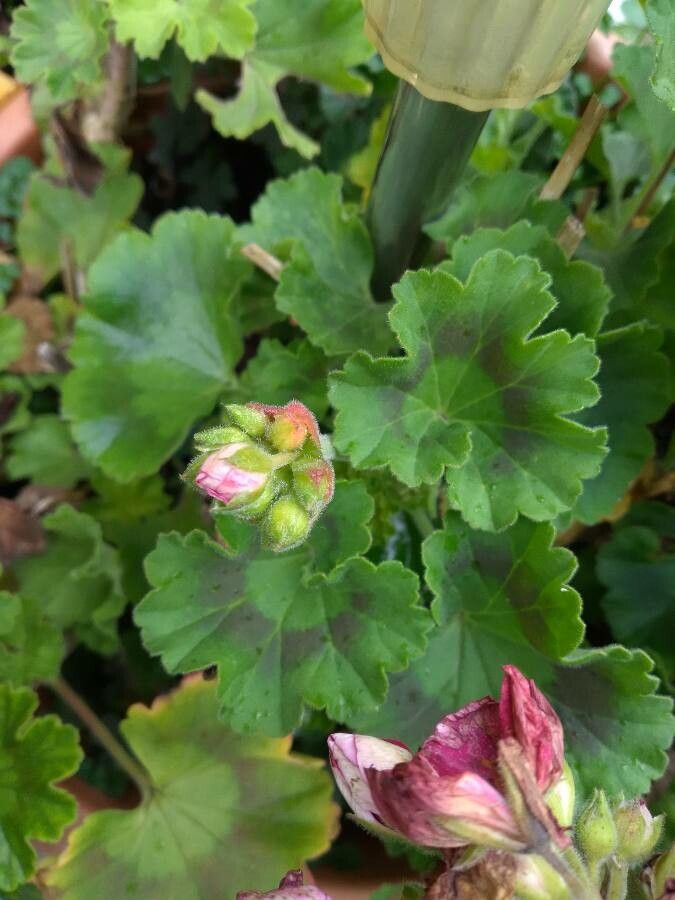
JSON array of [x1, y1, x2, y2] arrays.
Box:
[[0, 593, 64, 686], [573, 323, 671, 524], [13, 504, 125, 655], [62, 211, 249, 481], [135, 519, 428, 734], [241, 169, 389, 355], [109, 0, 256, 61], [442, 222, 611, 338], [6, 415, 92, 489], [330, 253, 606, 531], [0, 685, 81, 891], [9, 0, 108, 103], [47, 678, 337, 899]]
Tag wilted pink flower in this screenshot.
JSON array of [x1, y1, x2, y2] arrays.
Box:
[[237, 870, 332, 900], [329, 666, 565, 852], [195, 443, 267, 505]]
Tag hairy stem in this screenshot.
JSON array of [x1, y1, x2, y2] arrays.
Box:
[[82, 39, 136, 144], [606, 860, 628, 900], [51, 676, 152, 797], [538, 843, 600, 900]]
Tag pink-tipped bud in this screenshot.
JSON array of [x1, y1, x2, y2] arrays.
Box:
[[499, 665, 564, 793], [237, 870, 332, 899], [614, 799, 664, 863], [251, 401, 322, 452], [293, 460, 335, 515], [195, 444, 268, 506]]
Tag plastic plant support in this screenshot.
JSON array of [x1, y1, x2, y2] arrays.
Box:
[[363, 0, 613, 110]]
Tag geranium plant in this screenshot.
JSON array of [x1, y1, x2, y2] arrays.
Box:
[[0, 0, 673, 898]]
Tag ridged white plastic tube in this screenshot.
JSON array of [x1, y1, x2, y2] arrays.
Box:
[[363, 0, 611, 110]]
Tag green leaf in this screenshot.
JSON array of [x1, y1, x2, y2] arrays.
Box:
[[235, 338, 331, 418], [197, 0, 372, 157], [6, 415, 92, 488], [305, 479, 374, 572], [426, 171, 568, 246], [62, 211, 249, 481], [0, 685, 81, 892], [14, 504, 126, 655], [442, 221, 611, 338], [0, 316, 25, 372], [646, 0, 675, 110], [135, 526, 428, 734], [0, 377, 31, 438], [241, 168, 390, 355], [46, 678, 337, 898], [17, 145, 143, 285], [330, 253, 606, 531], [573, 323, 671, 524], [613, 44, 675, 163], [109, 0, 256, 61], [9, 0, 109, 103], [197, 60, 320, 159], [0, 592, 64, 686], [597, 502, 675, 679]]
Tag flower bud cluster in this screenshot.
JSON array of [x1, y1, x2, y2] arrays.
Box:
[[185, 401, 334, 552]]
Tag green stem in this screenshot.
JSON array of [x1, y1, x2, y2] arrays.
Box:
[[538, 843, 600, 900], [411, 507, 435, 539], [605, 860, 628, 900], [367, 81, 488, 299], [51, 676, 152, 798]]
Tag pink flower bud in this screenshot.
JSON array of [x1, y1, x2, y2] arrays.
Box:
[[499, 665, 564, 793], [195, 444, 267, 506], [237, 870, 332, 900], [293, 460, 335, 514], [328, 733, 412, 826], [250, 401, 322, 451]]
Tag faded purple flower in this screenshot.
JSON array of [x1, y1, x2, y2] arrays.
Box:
[[328, 666, 566, 852], [237, 870, 332, 900]]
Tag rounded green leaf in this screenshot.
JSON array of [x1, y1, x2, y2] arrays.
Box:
[[0, 685, 81, 892], [46, 678, 337, 898]]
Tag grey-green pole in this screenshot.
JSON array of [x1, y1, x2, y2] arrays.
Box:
[[367, 82, 489, 299]]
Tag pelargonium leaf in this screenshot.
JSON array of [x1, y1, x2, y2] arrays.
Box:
[[240, 168, 390, 355], [46, 678, 337, 898], [6, 415, 92, 489], [597, 502, 675, 679], [13, 504, 125, 655], [0, 315, 25, 371], [646, 0, 675, 110], [0, 685, 81, 891], [0, 592, 64, 686], [442, 221, 611, 338], [62, 211, 249, 481], [573, 323, 671, 525], [108, 0, 256, 61], [197, 0, 372, 157], [10, 0, 109, 103], [330, 252, 607, 531], [135, 491, 429, 734], [17, 145, 143, 285]]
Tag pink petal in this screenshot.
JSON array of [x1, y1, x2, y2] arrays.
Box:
[[420, 697, 501, 785], [328, 733, 412, 825], [499, 666, 564, 793], [195, 446, 267, 505]]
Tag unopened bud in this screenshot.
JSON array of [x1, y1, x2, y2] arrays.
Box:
[[194, 425, 249, 451], [234, 474, 283, 521], [267, 415, 308, 452], [195, 444, 268, 507], [224, 403, 268, 438], [263, 498, 310, 552], [545, 762, 576, 829], [292, 459, 335, 515], [614, 799, 664, 863], [577, 789, 617, 864]]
